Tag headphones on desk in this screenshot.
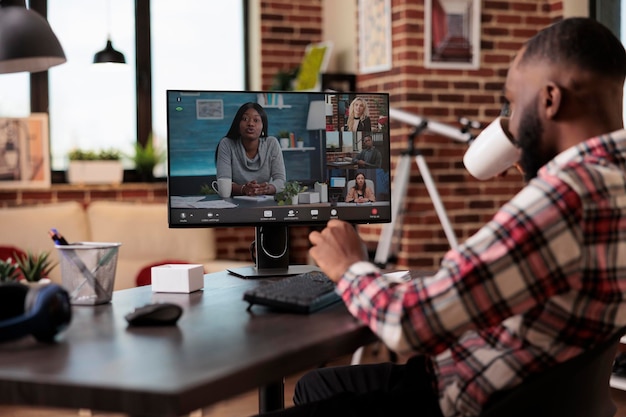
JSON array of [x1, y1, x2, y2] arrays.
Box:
[[0, 282, 72, 343]]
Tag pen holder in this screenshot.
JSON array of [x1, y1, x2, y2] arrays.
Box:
[[56, 242, 121, 305]]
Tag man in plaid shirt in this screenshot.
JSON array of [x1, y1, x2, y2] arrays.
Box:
[[255, 17, 626, 417]]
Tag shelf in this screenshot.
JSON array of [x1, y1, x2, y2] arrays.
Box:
[[257, 93, 291, 109], [281, 147, 315, 152], [264, 105, 292, 109]]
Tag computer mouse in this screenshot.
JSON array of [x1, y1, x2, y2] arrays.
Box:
[[125, 302, 183, 326]]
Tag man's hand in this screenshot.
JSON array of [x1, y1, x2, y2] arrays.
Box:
[[309, 220, 369, 282]]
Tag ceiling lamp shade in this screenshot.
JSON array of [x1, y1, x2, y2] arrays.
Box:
[[93, 0, 126, 65], [93, 39, 126, 64], [0, 0, 66, 74]]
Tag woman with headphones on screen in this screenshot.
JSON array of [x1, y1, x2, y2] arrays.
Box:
[[216, 102, 286, 196]]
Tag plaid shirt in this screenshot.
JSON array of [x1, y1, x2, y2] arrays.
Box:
[[337, 129, 626, 416]]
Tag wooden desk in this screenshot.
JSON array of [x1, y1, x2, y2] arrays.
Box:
[[0, 271, 376, 417]]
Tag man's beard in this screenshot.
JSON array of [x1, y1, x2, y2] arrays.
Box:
[[517, 106, 553, 182]]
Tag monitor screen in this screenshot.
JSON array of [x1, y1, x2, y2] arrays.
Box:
[[166, 90, 392, 276]]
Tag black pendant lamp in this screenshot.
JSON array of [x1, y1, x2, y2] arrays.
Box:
[[93, 0, 126, 65], [0, 0, 66, 74], [93, 39, 126, 64]]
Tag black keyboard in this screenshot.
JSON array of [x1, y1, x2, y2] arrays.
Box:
[[243, 270, 342, 314]]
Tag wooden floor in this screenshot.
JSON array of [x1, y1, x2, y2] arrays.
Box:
[[2, 344, 626, 417]]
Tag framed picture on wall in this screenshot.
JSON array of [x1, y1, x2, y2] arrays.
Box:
[[196, 99, 224, 120], [0, 113, 50, 189], [424, 0, 481, 69], [359, 0, 392, 74]]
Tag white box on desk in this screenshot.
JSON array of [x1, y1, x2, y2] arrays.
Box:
[[298, 191, 320, 204], [314, 183, 328, 202], [151, 264, 204, 293]]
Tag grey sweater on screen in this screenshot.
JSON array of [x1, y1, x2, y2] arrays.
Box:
[[216, 136, 286, 193]]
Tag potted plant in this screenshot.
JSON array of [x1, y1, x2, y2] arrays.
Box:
[[14, 250, 56, 284], [296, 137, 305, 148], [270, 67, 299, 91], [67, 148, 124, 185], [277, 130, 291, 149], [128, 134, 166, 182], [0, 257, 21, 283], [275, 180, 307, 205]]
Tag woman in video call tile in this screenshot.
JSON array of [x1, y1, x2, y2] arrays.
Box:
[[344, 97, 372, 132], [216, 102, 286, 196], [345, 172, 375, 203]]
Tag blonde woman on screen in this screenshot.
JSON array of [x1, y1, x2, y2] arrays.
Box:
[[344, 97, 372, 132]]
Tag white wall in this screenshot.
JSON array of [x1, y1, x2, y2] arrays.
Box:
[[248, 0, 262, 90], [322, 0, 357, 73], [563, 0, 589, 17]]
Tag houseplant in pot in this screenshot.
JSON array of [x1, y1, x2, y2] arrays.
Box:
[[0, 257, 21, 283], [67, 148, 123, 185], [277, 130, 291, 149], [128, 134, 166, 182], [14, 250, 57, 285], [275, 180, 307, 205]]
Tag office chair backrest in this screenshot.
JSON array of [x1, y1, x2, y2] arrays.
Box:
[[480, 329, 625, 417], [346, 179, 375, 195]]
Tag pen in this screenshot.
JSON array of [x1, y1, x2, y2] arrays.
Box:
[[49, 228, 69, 245]]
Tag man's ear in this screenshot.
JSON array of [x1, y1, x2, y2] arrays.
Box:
[[542, 81, 562, 120]]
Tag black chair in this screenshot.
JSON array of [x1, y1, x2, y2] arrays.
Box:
[[480, 329, 625, 417]]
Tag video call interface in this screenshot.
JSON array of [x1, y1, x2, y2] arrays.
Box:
[[167, 90, 392, 227]]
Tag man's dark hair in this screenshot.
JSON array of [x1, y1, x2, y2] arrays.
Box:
[[521, 17, 626, 80]]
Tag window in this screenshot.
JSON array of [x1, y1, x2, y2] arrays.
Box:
[[0, 1, 246, 174], [150, 1, 245, 175], [48, 0, 136, 170], [0, 73, 30, 117]]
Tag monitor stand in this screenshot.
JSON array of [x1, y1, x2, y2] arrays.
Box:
[[227, 225, 318, 278]]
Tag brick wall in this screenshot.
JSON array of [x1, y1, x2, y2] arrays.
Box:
[[253, 0, 564, 270], [355, 0, 564, 269]]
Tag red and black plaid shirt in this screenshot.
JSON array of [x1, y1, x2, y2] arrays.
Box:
[[337, 129, 626, 416]]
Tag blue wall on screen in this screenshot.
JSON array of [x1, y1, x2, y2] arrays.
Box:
[[167, 91, 324, 178]]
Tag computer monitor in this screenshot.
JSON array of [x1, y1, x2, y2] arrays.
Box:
[[166, 90, 391, 277]]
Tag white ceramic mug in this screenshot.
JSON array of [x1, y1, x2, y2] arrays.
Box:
[[212, 178, 232, 198], [463, 117, 521, 180]]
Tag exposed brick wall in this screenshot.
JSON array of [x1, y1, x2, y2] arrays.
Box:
[[249, 0, 565, 269], [260, 0, 324, 90], [353, 0, 564, 270], [0, 184, 169, 208]]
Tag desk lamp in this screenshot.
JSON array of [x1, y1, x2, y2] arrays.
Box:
[[0, 0, 66, 74], [306, 100, 327, 178]]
